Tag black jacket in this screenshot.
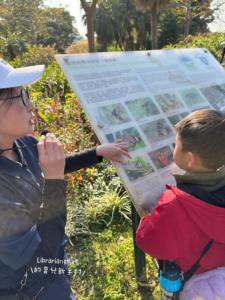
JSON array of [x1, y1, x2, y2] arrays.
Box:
[[0, 135, 102, 289]]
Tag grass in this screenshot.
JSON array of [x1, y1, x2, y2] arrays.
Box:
[[67, 225, 160, 300], [65, 179, 160, 300]]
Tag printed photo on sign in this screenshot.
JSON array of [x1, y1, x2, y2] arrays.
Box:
[[154, 93, 184, 113], [200, 84, 225, 110], [96, 103, 131, 128], [140, 119, 174, 144], [179, 87, 207, 107], [106, 127, 146, 152], [125, 97, 160, 120], [123, 156, 154, 182], [148, 146, 173, 170]]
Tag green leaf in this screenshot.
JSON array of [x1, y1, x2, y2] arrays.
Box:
[[37, 111, 50, 125]]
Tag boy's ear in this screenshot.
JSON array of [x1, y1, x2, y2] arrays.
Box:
[[187, 151, 197, 168]]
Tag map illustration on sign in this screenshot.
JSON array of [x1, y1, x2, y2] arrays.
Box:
[[56, 49, 225, 210]]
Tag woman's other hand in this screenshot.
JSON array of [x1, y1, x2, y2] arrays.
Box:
[[37, 133, 65, 179], [96, 140, 131, 163]]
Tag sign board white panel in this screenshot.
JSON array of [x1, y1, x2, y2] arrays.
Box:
[[56, 49, 225, 210]]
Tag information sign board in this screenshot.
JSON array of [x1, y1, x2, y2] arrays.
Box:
[[56, 49, 225, 209]]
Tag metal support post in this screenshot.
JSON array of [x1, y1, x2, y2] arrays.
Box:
[[131, 201, 147, 282]]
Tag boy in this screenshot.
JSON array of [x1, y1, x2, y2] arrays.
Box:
[[136, 109, 225, 298]]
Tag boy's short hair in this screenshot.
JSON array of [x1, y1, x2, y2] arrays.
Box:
[[175, 109, 225, 170]]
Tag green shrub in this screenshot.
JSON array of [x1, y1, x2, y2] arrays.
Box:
[[66, 188, 131, 240], [11, 45, 56, 67], [31, 61, 71, 99], [65, 40, 89, 54], [85, 186, 131, 230], [165, 32, 225, 62]]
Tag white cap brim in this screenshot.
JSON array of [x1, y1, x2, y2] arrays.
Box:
[[0, 65, 45, 89]]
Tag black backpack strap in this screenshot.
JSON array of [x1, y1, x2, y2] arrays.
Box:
[[183, 239, 213, 285]]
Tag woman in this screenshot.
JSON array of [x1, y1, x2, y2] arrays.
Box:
[[0, 59, 130, 299]]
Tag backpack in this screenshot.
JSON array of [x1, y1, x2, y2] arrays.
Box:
[[180, 266, 225, 300]]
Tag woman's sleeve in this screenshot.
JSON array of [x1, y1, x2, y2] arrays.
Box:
[[65, 147, 103, 174]]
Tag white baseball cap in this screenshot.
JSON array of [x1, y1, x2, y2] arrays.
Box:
[[0, 59, 45, 89]]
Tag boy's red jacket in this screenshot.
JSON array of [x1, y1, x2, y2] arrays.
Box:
[[136, 185, 225, 273]]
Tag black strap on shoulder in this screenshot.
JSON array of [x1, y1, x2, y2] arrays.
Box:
[[183, 239, 213, 285]]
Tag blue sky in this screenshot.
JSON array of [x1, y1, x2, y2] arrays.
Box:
[[44, 0, 225, 37]]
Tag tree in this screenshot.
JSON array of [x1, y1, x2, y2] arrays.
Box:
[[134, 0, 172, 49], [1, 0, 43, 43], [158, 9, 181, 48], [157, 0, 214, 47], [0, 0, 78, 59], [94, 0, 215, 51], [173, 0, 214, 37], [37, 7, 78, 53], [0, 0, 43, 59], [80, 0, 98, 52], [94, 1, 114, 51], [95, 0, 151, 51]]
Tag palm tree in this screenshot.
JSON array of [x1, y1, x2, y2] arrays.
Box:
[[134, 0, 171, 49], [80, 0, 98, 52], [184, 0, 192, 37]]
